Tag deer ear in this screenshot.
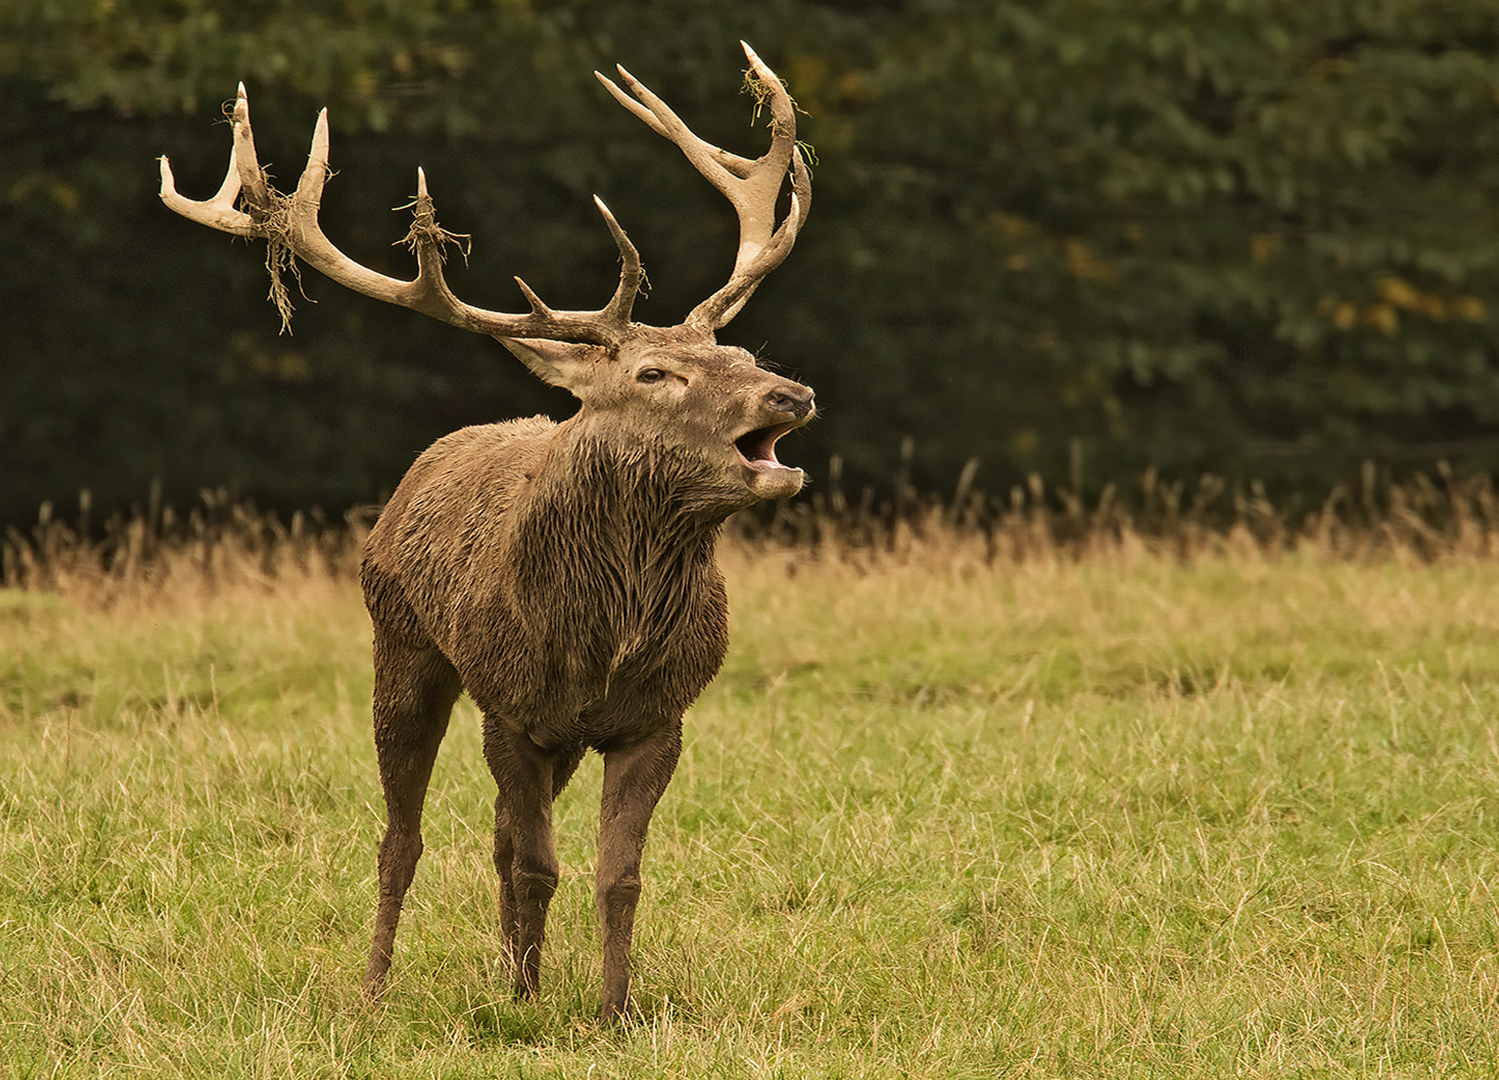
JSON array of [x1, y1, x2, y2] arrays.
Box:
[[499, 338, 608, 390]]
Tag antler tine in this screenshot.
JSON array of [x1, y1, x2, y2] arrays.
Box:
[[593, 196, 646, 325], [595, 70, 756, 181], [599, 41, 809, 332], [692, 147, 811, 330], [158, 84, 263, 235], [161, 84, 643, 346], [160, 145, 255, 235]]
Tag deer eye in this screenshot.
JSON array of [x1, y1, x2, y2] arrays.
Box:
[[636, 367, 666, 384]]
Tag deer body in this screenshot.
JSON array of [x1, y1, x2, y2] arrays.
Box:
[[162, 46, 813, 1021], [363, 416, 730, 714], [360, 422, 727, 1014]]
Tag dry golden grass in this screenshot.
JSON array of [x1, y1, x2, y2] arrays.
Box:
[[5, 479, 1499, 1077]]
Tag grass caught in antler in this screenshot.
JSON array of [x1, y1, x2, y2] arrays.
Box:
[[4, 485, 1499, 1076]]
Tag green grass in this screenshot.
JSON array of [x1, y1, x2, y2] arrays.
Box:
[[3, 541, 1499, 1076]]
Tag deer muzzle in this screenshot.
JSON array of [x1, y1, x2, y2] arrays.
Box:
[[734, 381, 814, 500], [763, 385, 815, 420]]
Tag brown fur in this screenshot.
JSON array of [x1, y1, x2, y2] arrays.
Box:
[[359, 327, 814, 1020]]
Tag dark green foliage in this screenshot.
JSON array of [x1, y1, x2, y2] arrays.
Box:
[[838, 0, 1499, 492], [3, 0, 1498, 525]]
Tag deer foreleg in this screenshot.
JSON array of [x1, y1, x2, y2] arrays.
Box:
[[595, 721, 683, 1022], [486, 724, 561, 1000], [363, 638, 460, 999]]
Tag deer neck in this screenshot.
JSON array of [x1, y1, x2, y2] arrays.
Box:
[[529, 417, 735, 540], [508, 420, 726, 621], [509, 421, 726, 677]]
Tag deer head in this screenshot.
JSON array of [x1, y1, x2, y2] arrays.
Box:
[[158, 41, 814, 509]]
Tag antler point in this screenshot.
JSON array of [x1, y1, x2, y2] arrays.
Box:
[[514, 276, 553, 316]]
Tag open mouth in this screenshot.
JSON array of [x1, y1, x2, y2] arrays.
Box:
[[734, 422, 801, 472]]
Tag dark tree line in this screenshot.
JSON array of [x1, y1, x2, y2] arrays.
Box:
[[4, 0, 1499, 527]]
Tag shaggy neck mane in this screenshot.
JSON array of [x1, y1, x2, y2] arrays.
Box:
[[512, 425, 727, 664], [536, 422, 735, 540]]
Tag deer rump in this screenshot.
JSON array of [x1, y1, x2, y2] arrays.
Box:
[[160, 44, 814, 1021]]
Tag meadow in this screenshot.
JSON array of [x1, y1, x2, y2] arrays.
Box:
[[3, 492, 1499, 1077]]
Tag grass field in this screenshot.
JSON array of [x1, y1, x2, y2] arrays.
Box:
[[3, 530, 1499, 1077]]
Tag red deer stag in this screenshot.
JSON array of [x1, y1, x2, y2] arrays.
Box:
[[159, 42, 813, 1021]]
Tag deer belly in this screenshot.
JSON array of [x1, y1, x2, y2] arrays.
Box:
[[497, 626, 723, 750]]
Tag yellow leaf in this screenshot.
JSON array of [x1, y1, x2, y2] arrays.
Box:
[[1065, 239, 1116, 282], [1250, 233, 1282, 262], [1376, 276, 1418, 309], [1364, 304, 1399, 336], [1454, 296, 1486, 322]]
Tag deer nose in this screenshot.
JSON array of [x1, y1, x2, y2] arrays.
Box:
[[764, 385, 815, 419]]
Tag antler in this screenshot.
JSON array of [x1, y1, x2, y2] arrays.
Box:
[[160, 84, 643, 345], [597, 40, 811, 332], [161, 45, 808, 344]]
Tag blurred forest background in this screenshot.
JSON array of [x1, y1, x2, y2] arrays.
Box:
[[4, 0, 1499, 528]]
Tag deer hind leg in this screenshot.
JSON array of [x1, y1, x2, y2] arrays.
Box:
[[485, 722, 569, 1000], [595, 721, 683, 1022], [362, 635, 461, 999]]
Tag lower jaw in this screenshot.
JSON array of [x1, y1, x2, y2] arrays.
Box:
[[747, 466, 805, 501]]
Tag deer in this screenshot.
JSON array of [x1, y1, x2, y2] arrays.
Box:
[[158, 42, 814, 1022]]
